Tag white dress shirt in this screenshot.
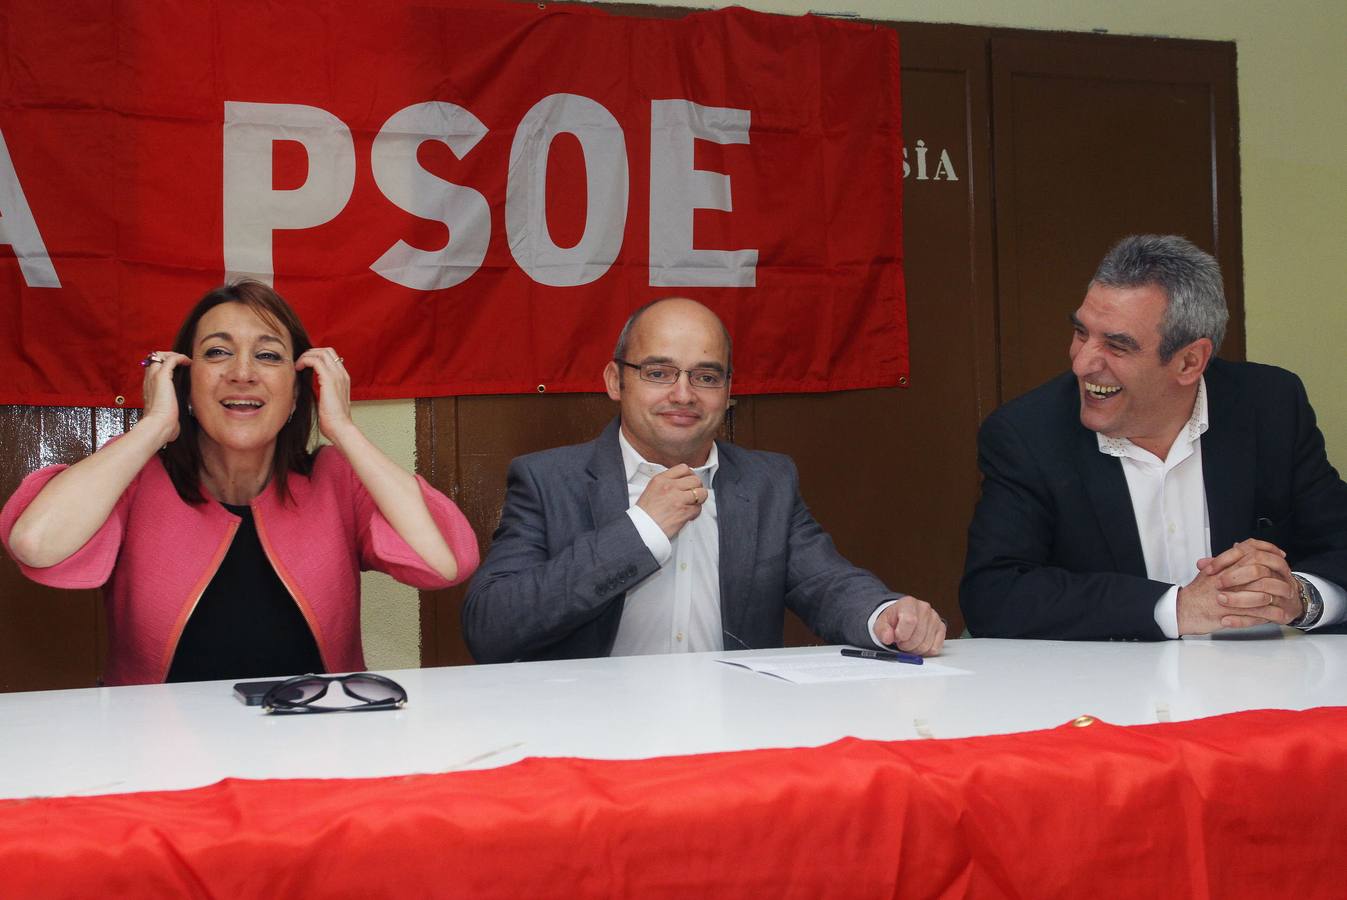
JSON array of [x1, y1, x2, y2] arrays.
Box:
[[610, 430, 723, 655], [1096, 378, 1344, 637]]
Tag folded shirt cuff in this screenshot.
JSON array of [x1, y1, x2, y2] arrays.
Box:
[[1154, 585, 1181, 639], [626, 505, 672, 565], [866, 599, 899, 649]]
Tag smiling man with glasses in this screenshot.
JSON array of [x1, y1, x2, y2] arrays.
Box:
[[463, 297, 945, 663]]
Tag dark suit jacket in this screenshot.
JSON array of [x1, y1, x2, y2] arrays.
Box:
[[463, 419, 895, 662], [960, 359, 1347, 640]]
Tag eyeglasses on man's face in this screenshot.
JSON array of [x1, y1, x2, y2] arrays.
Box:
[[614, 359, 729, 390]]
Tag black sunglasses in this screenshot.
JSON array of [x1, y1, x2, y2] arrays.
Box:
[[262, 672, 407, 714]]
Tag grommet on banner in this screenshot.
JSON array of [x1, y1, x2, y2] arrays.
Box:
[[898, 376, 909, 386], [1071, 715, 1096, 728], [114, 395, 125, 406], [536, 384, 547, 393]]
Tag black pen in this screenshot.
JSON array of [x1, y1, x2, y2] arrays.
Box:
[[840, 647, 923, 666]]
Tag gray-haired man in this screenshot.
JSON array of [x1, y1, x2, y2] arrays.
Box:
[[961, 234, 1347, 639]]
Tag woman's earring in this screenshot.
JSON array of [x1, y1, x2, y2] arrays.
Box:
[[187, 401, 194, 417]]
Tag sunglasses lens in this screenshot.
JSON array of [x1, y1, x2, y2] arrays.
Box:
[[265, 677, 326, 707], [342, 674, 405, 704]]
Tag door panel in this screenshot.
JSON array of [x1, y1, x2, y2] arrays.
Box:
[[991, 34, 1243, 401], [0, 407, 125, 691]]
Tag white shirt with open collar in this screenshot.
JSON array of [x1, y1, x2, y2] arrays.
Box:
[[1097, 378, 1344, 636], [611, 429, 723, 654]]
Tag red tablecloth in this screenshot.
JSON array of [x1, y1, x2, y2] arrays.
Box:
[[4, 707, 1344, 898]]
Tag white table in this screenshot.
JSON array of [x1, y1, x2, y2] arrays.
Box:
[[4, 629, 1344, 801]]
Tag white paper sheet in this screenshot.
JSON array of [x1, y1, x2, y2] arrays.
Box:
[[717, 651, 971, 684]]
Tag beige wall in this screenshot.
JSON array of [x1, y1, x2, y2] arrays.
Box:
[[362, 0, 1346, 664], [350, 400, 422, 669]]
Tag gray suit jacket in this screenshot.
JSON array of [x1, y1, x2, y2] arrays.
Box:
[[463, 419, 896, 662]]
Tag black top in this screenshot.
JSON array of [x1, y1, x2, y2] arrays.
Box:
[[166, 502, 325, 683]]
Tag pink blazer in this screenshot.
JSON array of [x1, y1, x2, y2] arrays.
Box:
[[0, 448, 479, 685]]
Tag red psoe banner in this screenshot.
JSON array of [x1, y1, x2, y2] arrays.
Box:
[[0, 0, 905, 406]]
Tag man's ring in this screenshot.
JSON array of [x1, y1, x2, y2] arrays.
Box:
[[140, 353, 163, 367], [336, 356, 344, 364]]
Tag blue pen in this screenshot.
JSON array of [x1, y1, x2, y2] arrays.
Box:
[[840, 647, 923, 666]]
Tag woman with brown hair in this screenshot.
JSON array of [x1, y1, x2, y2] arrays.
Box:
[[1, 281, 477, 684]]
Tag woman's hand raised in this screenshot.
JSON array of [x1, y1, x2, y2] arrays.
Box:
[[139, 351, 191, 444], [296, 348, 354, 444]]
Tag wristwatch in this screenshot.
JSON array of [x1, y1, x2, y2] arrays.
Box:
[[1288, 575, 1324, 630]]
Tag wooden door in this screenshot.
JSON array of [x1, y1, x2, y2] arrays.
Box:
[[990, 32, 1243, 400], [0, 408, 131, 690]]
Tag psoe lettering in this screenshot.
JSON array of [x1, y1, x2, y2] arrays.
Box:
[[223, 97, 758, 290]]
